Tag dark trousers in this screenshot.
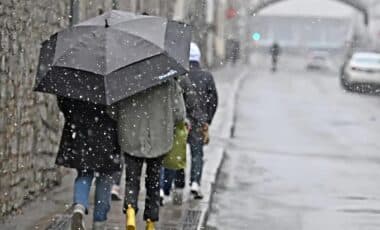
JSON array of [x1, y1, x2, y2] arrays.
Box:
[[160, 168, 185, 195], [123, 153, 163, 221], [112, 157, 124, 186], [189, 137, 204, 184]]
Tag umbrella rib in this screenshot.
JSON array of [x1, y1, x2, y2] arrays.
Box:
[[107, 27, 165, 50], [104, 28, 164, 74], [54, 26, 100, 64], [162, 52, 187, 73], [55, 27, 105, 68], [109, 16, 164, 28], [55, 27, 164, 75], [104, 72, 109, 105]]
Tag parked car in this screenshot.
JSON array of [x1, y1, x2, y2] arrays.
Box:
[[306, 50, 330, 70], [341, 52, 380, 86]]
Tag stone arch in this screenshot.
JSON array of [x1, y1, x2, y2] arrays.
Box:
[[250, 0, 369, 25]]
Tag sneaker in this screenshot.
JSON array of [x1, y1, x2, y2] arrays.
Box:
[[71, 204, 86, 230], [93, 221, 107, 230], [160, 189, 172, 206], [111, 185, 122, 201], [172, 188, 183, 205], [159, 189, 164, 206], [190, 182, 204, 199]]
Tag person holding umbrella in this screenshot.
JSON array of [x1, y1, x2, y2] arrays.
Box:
[[55, 96, 121, 230], [34, 10, 191, 230], [110, 77, 185, 229]]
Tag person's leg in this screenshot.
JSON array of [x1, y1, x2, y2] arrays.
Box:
[[159, 168, 165, 192], [73, 170, 94, 211], [123, 154, 143, 213], [174, 169, 185, 189], [189, 138, 204, 185], [93, 172, 113, 222], [173, 169, 185, 205], [112, 167, 122, 186], [144, 156, 164, 222], [72, 170, 94, 230], [111, 160, 123, 200], [162, 168, 176, 195]]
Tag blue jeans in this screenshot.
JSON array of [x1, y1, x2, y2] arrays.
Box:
[[73, 170, 113, 222], [160, 168, 185, 195], [189, 137, 204, 184]]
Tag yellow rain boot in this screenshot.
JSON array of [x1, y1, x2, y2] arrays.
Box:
[[146, 219, 155, 230], [126, 204, 136, 230]]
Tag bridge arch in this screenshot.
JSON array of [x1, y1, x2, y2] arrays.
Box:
[[250, 0, 369, 25]]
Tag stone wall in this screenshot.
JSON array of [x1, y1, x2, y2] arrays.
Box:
[[0, 0, 118, 217], [0, 0, 70, 216], [118, 0, 176, 18], [79, 0, 114, 21]]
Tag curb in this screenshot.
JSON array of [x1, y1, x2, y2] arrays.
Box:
[[196, 68, 247, 230]]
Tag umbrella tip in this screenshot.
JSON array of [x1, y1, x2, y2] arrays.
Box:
[[105, 19, 109, 28]]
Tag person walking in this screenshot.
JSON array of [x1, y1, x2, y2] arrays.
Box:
[[55, 96, 122, 230], [160, 62, 209, 205], [111, 162, 123, 201], [110, 78, 185, 230], [186, 42, 218, 199], [270, 42, 281, 72]]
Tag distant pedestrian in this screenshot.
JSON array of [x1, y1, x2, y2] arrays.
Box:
[[55, 97, 122, 230], [110, 78, 186, 230], [187, 43, 218, 199], [270, 42, 281, 72]]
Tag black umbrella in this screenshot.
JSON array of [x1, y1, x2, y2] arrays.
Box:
[[34, 10, 191, 105]]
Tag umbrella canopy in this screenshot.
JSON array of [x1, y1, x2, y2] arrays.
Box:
[[34, 10, 191, 105]]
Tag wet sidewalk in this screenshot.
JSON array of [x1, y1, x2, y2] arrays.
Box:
[[1, 64, 247, 230]]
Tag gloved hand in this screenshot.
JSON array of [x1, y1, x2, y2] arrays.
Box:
[[185, 120, 191, 132], [201, 123, 210, 145]]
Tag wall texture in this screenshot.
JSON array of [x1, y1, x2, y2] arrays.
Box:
[[0, 0, 70, 216], [0, 0, 116, 217]]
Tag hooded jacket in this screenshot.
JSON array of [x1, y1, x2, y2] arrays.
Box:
[[111, 79, 185, 158], [187, 61, 218, 126]]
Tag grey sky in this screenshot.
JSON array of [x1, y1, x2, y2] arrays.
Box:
[[259, 0, 356, 18]]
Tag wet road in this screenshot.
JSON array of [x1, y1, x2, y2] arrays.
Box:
[[207, 55, 380, 230]]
